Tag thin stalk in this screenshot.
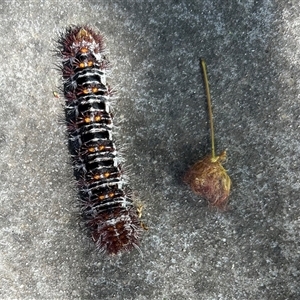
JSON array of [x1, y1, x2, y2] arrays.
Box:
[[200, 58, 216, 160]]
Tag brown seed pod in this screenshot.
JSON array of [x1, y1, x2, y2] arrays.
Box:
[[184, 59, 231, 209], [184, 151, 231, 210]]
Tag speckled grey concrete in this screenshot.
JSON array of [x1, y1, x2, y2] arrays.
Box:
[[0, 0, 299, 299]]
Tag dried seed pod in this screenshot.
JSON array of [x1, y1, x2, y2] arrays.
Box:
[[184, 59, 231, 209], [184, 151, 231, 210]]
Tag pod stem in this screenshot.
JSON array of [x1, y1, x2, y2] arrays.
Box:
[[200, 58, 216, 160]]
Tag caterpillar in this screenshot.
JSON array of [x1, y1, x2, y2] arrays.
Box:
[[57, 26, 142, 255]]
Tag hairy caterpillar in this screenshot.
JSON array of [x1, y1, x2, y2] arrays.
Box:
[[57, 26, 142, 255]]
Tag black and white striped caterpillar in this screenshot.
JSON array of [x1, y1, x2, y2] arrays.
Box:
[[57, 26, 142, 255]]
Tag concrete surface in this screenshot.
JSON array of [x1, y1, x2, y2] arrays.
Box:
[[0, 0, 299, 299]]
